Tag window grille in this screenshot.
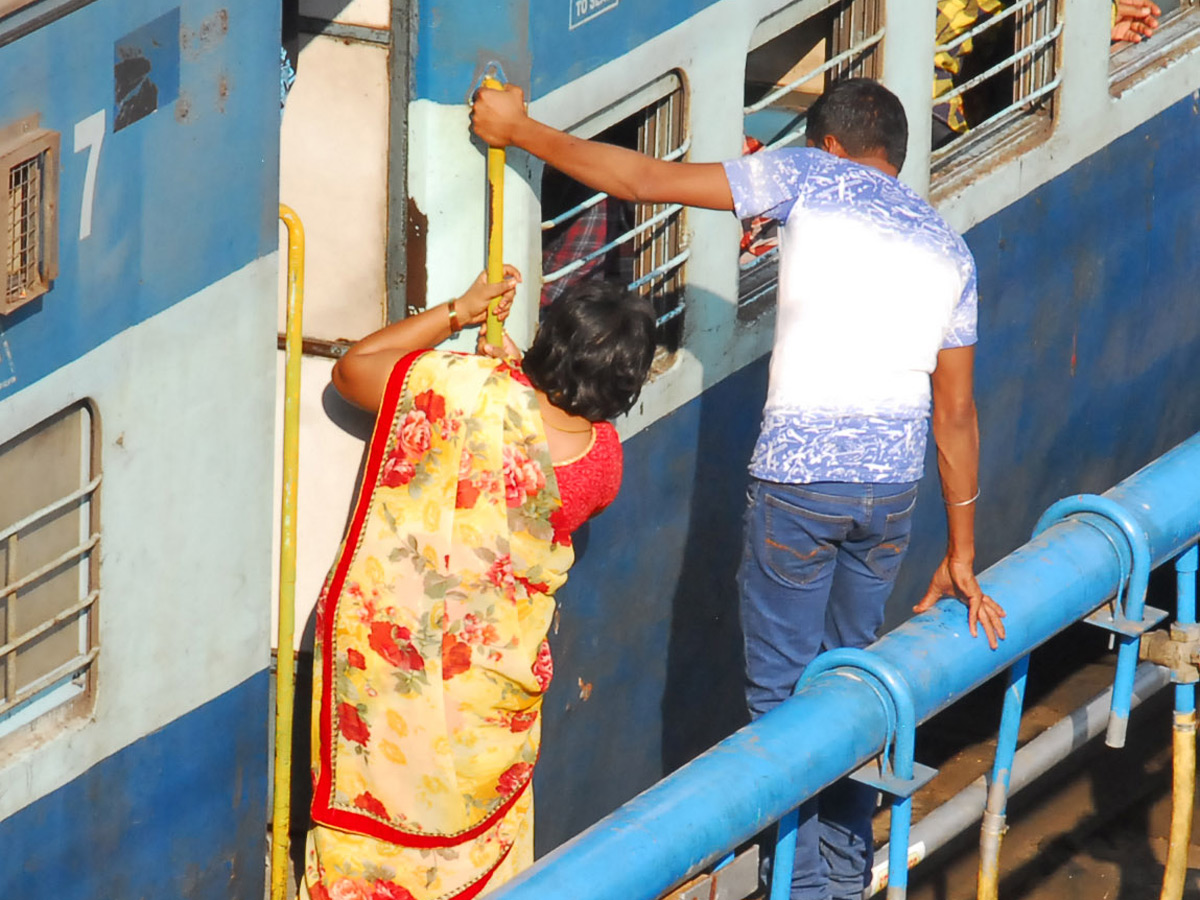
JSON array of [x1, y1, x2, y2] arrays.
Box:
[[738, 0, 884, 315], [2, 119, 59, 313], [0, 404, 99, 741], [931, 0, 1061, 176], [540, 76, 689, 352], [1110, 0, 1200, 92]]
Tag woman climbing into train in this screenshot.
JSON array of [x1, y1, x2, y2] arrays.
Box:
[[302, 268, 656, 900]]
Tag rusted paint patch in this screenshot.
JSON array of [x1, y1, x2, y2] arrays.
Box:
[[405, 198, 429, 317], [217, 73, 230, 113], [577, 677, 593, 701], [181, 8, 229, 60]]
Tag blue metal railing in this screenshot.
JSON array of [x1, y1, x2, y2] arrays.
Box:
[[491, 432, 1200, 900]]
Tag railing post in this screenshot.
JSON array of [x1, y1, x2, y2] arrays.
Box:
[[272, 204, 305, 900]]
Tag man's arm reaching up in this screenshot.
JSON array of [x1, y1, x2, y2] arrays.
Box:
[[472, 84, 735, 211], [913, 344, 1007, 649]]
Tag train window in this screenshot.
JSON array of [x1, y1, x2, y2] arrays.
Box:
[[738, 0, 884, 318], [931, 0, 1061, 186], [539, 74, 688, 367], [0, 404, 99, 743], [2, 117, 59, 314], [1110, 0, 1200, 93]]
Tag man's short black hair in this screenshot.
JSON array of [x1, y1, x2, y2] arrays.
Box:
[[522, 281, 656, 422], [806, 78, 908, 172]]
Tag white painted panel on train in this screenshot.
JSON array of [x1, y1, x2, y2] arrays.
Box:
[[299, 0, 390, 28], [280, 35, 388, 341], [0, 256, 276, 818], [271, 353, 371, 651]]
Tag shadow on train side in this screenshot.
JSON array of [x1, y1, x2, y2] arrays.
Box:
[[533, 92, 1200, 855], [534, 286, 763, 854]]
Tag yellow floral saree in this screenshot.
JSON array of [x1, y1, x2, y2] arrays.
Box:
[[305, 350, 574, 900]]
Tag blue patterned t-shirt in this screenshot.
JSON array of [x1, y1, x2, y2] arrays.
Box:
[[723, 149, 978, 483]]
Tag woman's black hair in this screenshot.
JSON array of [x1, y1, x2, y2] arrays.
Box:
[[806, 78, 909, 171], [522, 281, 656, 422]]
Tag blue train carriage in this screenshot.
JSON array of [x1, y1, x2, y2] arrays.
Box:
[[0, 2, 279, 898], [283, 0, 1200, 873]]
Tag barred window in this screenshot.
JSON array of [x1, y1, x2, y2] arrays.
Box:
[[931, 0, 1061, 184], [540, 74, 688, 367], [739, 0, 884, 317], [1110, 0, 1200, 93], [2, 119, 59, 314], [0, 404, 99, 742]]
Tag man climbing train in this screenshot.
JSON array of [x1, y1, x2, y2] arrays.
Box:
[[472, 77, 1006, 900]]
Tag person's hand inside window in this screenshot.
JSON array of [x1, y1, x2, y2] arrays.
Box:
[[1112, 1, 1161, 44]]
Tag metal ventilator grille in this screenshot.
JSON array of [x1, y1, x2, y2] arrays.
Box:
[[6, 153, 43, 305]]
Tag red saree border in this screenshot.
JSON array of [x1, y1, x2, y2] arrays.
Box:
[[310, 350, 537, 849], [452, 841, 515, 900]]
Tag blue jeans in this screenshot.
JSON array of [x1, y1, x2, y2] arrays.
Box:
[[737, 479, 919, 900]]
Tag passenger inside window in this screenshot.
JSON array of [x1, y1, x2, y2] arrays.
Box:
[[539, 101, 685, 353], [1111, 1, 1161, 44], [933, 0, 1012, 148], [933, 0, 1162, 148], [539, 168, 621, 310]]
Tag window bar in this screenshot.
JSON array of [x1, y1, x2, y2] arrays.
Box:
[[935, 23, 1062, 106], [0, 476, 102, 545], [666, 88, 685, 308], [629, 248, 690, 292], [540, 139, 691, 231], [763, 119, 811, 152], [932, 76, 1061, 160], [862, 0, 879, 79], [832, 1, 849, 82], [744, 27, 886, 114], [636, 101, 658, 308], [3, 533, 15, 705], [0, 533, 100, 602], [543, 203, 683, 284], [0, 646, 99, 719], [935, 0, 1038, 55], [656, 302, 687, 328], [1016, 0, 1035, 101], [739, 244, 780, 273], [0, 589, 98, 661], [654, 95, 672, 308], [633, 106, 652, 304], [1041, 0, 1057, 99]]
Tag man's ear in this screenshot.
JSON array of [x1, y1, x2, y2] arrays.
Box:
[[822, 134, 849, 158]]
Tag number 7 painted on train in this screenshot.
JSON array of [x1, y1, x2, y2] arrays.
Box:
[[73, 110, 105, 241]]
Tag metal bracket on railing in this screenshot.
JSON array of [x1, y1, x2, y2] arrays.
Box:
[[1033, 494, 1169, 747], [786, 650, 935, 900]]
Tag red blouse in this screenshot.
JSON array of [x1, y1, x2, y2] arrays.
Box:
[[550, 421, 623, 538]]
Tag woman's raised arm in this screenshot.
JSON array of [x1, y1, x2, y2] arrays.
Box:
[[331, 268, 519, 412]]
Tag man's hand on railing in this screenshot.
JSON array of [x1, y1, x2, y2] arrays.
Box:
[[914, 555, 1007, 650]]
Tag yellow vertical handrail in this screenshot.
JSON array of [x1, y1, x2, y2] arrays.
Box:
[[482, 75, 506, 348], [273, 204, 305, 900]]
